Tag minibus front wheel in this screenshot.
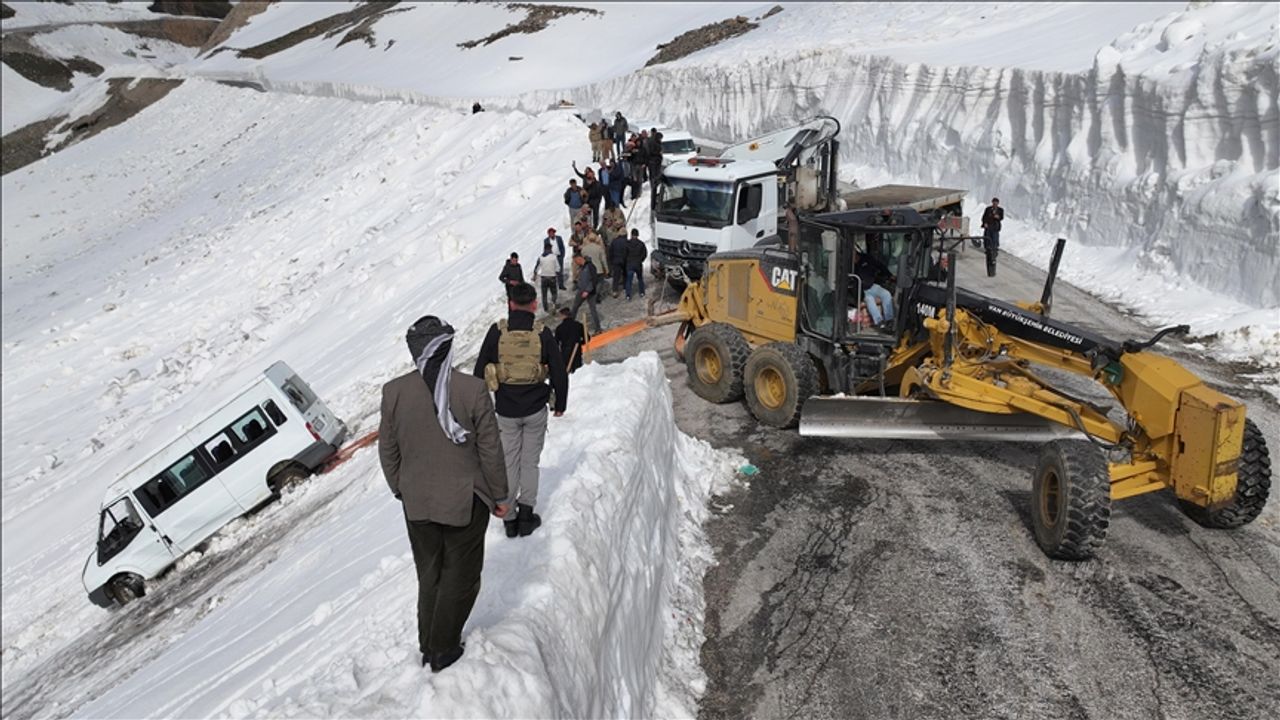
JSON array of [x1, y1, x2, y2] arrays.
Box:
[[108, 573, 145, 606]]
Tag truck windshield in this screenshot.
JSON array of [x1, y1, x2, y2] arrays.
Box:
[[657, 178, 734, 228], [662, 138, 696, 154]]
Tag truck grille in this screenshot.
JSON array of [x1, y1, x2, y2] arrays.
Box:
[[658, 238, 716, 261]]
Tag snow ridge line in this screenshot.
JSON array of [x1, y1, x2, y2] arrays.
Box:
[[506, 44, 1279, 308]]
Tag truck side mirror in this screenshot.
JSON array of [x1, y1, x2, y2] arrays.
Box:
[[737, 184, 763, 224]]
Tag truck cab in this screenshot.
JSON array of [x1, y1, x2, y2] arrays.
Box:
[[653, 157, 779, 284]]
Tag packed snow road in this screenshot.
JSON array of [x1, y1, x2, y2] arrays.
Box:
[[595, 245, 1280, 720]]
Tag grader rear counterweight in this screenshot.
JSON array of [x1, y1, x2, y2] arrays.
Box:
[[668, 207, 1271, 560]]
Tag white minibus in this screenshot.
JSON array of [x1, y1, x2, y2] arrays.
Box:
[[82, 361, 347, 608]]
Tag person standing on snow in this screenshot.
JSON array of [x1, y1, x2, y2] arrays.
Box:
[[646, 129, 665, 207], [572, 161, 604, 228], [624, 229, 648, 301], [981, 197, 1004, 277], [570, 249, 603, 334], [471, 101, 484, 114], [473, 282, 568, 539], [611, 112, 628, 158], [600, 205, 626, 244], [605, 159, 627, 210], [533, 241, 560, 311], [554, 307, 586, 374], [588, 122, 601, 163], [564, 179, 586, 228], [543, 227, 567, 290], [608, 229, 629, 298], [498, 252, 523, 297], [379, 316, 509, 673]]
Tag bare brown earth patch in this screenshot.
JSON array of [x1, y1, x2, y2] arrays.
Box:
[[1, 77, 183, 175], [645, 14, 762, 67], [456, 3, 600, 49], [229, 1, 407, 60], [1, 33, 103, 91], [147, 1, 232, 20], [198, 0, 272, 55]]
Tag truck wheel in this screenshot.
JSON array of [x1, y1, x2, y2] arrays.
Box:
[[108, 573, 146, 606], [1031, 440, 1111, 560], [743, 343, 818, 429], [268, 464, 310, 496], [1179, 418, 1271, 528], [685, 322, 750, 403]]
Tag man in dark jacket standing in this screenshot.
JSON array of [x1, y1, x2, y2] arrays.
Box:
[[564, 179, 585, 227], [572, 162, 604, 228], [981, 197, 1004, 277], [498, 252, 523, 297], [379, 316, 509, 673], [646, 129, 665, 207], [554, 307, 586, 373], [570, 249, 602, 333], [624, 229, 648, 300], [608, 231, 629, 298], [474, 282, 568, 539], [612, 112, 628, 157]]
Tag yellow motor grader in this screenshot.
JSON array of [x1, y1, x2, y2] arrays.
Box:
[[669, 207, 1271, 559]]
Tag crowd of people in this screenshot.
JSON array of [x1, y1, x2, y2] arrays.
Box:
[[380, 109, 672, 673]]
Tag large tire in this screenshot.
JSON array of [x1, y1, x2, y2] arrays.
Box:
[[1031, 440, 1111, 560], [108, 573, 146, 607], [743, 343, 818, 429], [1179, 418, 1271, 528], [685, 322, 750, 403]]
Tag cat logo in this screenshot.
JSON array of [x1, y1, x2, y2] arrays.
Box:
[[771, 267, 797, 292]]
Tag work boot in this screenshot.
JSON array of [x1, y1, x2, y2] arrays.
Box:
[[429, 643, 465, 673], [505, 517, 519, 538], [517, 503, 542, 537]]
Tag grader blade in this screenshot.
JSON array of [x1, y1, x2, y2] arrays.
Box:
[[799, 397, 1081, 442]]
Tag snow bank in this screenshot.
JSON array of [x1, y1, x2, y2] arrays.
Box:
[[72, 354, 731, 718], [0, 0, 159, 30], [2, 78, 589, 673], [1, 63, 68, 134]]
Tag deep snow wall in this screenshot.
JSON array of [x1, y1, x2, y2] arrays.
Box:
[[518, 32, 1279, 308]]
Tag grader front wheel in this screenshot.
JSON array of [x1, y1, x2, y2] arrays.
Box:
[[743, 343, 818, 429], [1031, 440, 1112, 560], [1179, 418, 1272, 529], [684, 322, 750, 404]]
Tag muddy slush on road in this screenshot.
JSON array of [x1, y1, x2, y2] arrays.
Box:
[[592, 243, 1280, 720]]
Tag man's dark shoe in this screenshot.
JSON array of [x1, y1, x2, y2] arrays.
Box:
[[421, 652, 429, 667], [505, 518, 519, 538], [517, 503, 542, 537], [430, 644, 465, 673]]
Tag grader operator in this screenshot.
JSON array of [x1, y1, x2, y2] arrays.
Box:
[[670, 208, 1271, 560]]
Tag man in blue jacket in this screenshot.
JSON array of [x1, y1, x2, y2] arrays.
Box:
[[564, 179, 585, 228]]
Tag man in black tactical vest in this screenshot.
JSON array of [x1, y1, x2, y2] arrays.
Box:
[[473, 282, 569, 537]]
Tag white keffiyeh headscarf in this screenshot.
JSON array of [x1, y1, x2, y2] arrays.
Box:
[[414, 332, 469, 445]]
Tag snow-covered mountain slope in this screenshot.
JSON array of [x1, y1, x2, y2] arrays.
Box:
[[2, 78, 711, 718], [173, 1, 1277, 363]]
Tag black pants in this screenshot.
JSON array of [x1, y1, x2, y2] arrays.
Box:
[[405, 497, 488, 656], [983, 228, 1000, 277], [540, 277, 559, 309], [612, 263, 626, 292], [589, 200, 601, 228]]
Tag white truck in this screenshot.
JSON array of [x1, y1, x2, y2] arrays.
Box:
[[81, 361, 347, 608], [650, 116, 967, 286]]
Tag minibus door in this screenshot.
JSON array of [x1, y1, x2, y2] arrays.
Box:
[[98, 496, 178, 577], [136, 450, 242, 553]]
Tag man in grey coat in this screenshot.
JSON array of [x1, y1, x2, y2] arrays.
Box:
[[379, 316, 510, 673]]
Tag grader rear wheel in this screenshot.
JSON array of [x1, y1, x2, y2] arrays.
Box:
[[1031, 440, 1111, 560], [743, 343, 818, 429], [684, 323, 750, 404], [1179, 418, 1271, 529]]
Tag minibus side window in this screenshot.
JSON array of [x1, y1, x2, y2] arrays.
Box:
[[98, 497, 144, 564], [135, 453, 212, 517], [229, 408, 275, 449], [263, 400, 287, 426], [203, 432, 238, 468]]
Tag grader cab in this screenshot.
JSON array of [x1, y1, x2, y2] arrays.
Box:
[[672, 208, 1271, 560]]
